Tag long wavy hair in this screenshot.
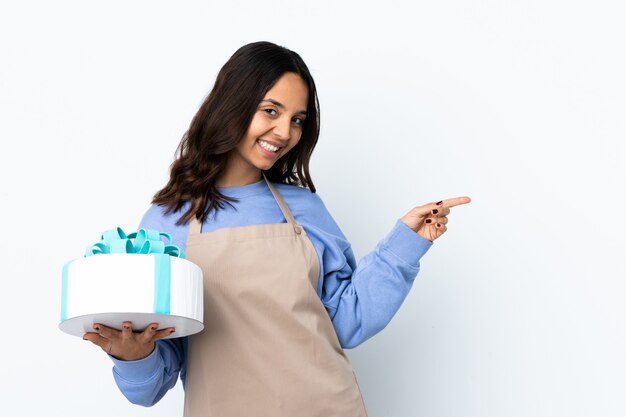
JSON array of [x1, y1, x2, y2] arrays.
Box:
[[152, 41, 320, 225]]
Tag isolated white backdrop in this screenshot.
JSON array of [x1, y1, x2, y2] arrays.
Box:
[[1, 1, 625, 416]]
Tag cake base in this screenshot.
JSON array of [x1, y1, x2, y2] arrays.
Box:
[[59, 312, 204, 338]]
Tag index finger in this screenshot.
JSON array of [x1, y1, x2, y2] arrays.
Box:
[[439, 196, 471, 208]]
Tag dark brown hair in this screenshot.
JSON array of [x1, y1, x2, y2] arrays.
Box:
[[152, 41, 320, 225]]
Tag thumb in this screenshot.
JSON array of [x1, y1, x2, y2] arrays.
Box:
[[83, 332, 112, 354]]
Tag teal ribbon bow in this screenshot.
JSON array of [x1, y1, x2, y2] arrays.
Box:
[[84, 227, 184, 259]]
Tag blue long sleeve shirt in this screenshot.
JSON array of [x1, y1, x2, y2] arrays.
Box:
[[110, 178, 433, 406]]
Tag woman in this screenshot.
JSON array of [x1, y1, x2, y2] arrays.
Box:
[[83, 41, 470, 416]]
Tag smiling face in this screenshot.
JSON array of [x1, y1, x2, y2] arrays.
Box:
[[217, 72, 309, 187]]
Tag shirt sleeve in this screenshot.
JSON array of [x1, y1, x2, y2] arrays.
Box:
[[108, 204, 188, 406], [303, 194, 433, 349], [109, 338, 186, 406]]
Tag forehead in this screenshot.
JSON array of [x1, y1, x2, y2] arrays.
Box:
[[263, 73, 309, 110]]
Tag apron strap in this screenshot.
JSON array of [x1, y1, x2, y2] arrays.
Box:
[[263, 174, 302, 234], [188, 215, 202, 235]]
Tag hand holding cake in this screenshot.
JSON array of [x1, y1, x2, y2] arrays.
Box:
[[83, 321, 175, 361]]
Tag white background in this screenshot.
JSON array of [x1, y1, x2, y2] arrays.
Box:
[[1, 1, 625, 416]]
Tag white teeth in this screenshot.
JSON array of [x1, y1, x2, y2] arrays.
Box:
[[258, 139, 279, 152]]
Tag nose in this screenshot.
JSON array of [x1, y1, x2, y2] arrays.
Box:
[[272, 117, 291, 141]]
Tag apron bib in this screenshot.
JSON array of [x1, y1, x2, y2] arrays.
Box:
[[183, 175, 368, 417]]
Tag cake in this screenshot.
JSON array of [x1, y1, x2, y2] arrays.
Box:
[[59, 227, 204, 338]]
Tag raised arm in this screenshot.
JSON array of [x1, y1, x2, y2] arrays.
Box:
[[304, 194, 470, 348]]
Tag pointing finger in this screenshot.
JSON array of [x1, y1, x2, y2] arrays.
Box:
[[439, 196, 471, 208]]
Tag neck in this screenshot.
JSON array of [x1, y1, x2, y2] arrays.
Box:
[[215, 169, 263, 188]]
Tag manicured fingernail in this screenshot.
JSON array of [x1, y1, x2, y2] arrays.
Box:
[[83, 336, 88, 340], [93, 325, 100, 331], [432, 209, 438, 214], [436, 201, 443, 205], [436, 223, 441, 227], [151, 326, 157, 331], [425, 219, 432, 223], [169, 329, 175, 334]]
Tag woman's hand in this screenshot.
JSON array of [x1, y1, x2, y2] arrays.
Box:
[[401, 196, 471, 242], [83, 321, 175, 361]]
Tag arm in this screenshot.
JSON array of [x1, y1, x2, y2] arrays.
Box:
[[110, 337, 187, 406], [304, 195, 433, 348]]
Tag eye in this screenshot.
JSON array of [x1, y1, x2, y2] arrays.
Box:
[[263, 108, 278, 116], [292, 116, 305, 126]]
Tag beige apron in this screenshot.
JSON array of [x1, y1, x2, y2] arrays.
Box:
[[183, 175, 369, 417]]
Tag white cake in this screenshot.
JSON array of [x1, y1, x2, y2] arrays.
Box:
[[60, 231, 204, 339]]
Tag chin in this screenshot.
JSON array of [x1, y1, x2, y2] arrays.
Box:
[[255, 162, 275, 171]]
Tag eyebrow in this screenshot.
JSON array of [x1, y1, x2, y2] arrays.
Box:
[[261, 99, 307, 116]]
